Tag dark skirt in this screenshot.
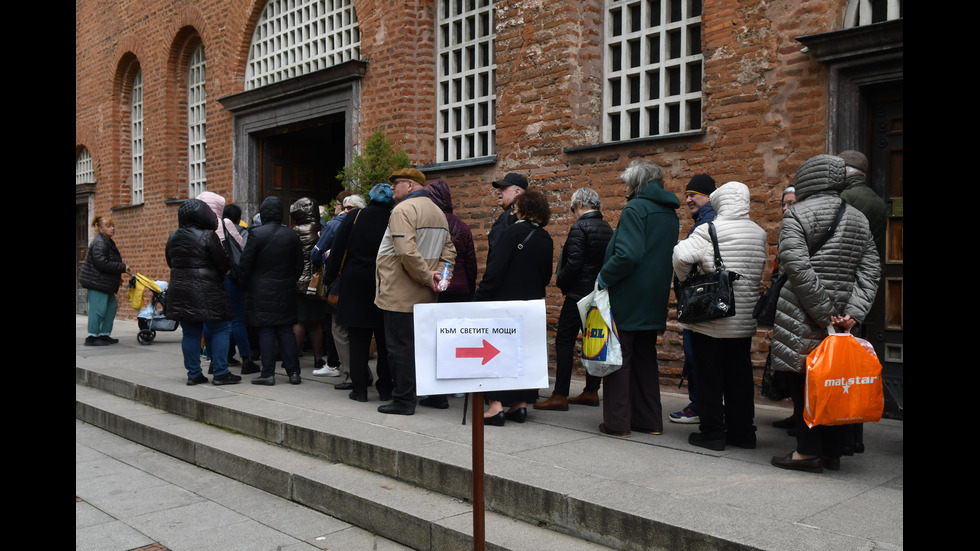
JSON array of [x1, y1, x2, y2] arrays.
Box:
[[296, 294, 327, 322]]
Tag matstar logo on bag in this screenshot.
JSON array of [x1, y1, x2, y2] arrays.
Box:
[[823, 376, 878, 394]]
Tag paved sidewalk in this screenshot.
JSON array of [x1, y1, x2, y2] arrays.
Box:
[[76, 315, 903, 550]]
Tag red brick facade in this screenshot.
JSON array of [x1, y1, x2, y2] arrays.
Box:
[[76, 0, 857, 379]]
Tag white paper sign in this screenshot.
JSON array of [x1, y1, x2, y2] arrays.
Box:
[[436, 316, 522, 379], [414, 300, 549, 395]]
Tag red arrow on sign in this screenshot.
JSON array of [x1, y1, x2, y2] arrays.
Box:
[[455, 339, 501, 365]]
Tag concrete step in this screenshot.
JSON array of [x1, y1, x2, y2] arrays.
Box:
[[76, 383, 614, 551]]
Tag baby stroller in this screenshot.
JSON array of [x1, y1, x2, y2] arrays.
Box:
[[128, 273, 179, 345]]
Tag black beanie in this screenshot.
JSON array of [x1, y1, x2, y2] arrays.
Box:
[[685, 174, 716, 196]]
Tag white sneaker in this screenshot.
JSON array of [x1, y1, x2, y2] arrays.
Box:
[[313, 365, 342, 377]]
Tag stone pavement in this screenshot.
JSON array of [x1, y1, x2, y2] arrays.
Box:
[[76, 315, 903, 550]]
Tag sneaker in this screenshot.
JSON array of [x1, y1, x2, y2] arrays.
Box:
[[313, 365, 342, 377], [84, 336, 108, 347], [98, 335, 119, 345], [186, 374, 209, 386], [669, 404, 700, 424]]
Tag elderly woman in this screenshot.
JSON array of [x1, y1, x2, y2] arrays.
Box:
[[324, 184, 396, 402], [595, 159, 680, 437], [475, 189, 554, 426], [79, 216, 130, 346], [769, 155, 880, 473], [535, 187, 613, 411], [165, 199, 240, 386], [672, 181, 767, 450]]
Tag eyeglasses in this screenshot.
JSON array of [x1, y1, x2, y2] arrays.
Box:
[[343, 205, 354, 211]]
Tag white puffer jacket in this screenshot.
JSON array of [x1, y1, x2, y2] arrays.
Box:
[[672, 181, 767, 338]]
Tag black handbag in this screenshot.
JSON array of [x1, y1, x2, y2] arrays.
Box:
[[676, 223, 741, 324]]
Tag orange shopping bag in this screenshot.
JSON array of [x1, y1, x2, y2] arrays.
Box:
[[803, 329, 884, 428]]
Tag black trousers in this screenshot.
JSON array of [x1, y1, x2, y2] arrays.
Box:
[[601, 330, 662, 433], [348, 325, 393, 397], [788, 371, 845, 458], [554, 297, 601, 396], [690, 332, 755, 439], [383, 310, 417, 407], [257, 325, 299, 378]]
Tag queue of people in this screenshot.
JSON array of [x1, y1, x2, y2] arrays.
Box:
[[84, 152, 881, 474]]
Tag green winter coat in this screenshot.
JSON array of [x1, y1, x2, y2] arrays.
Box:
[[840, 174, 887, 262], [599, 180, 680, 331]]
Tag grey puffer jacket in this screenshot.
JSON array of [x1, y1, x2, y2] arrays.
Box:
[[672, 181, 767, 339], [770, 155, 881, 373]]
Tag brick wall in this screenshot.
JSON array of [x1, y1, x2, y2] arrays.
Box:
[[77, 0, 848, 380]]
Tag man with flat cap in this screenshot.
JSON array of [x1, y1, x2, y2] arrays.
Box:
[[488, 172, 528, 256], [375, 168, 456, 415]]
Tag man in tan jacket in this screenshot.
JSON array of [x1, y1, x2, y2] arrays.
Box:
[[375, 168, 456, 415]]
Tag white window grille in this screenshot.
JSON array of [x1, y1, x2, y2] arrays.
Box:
[[76, 148, 95, 185], [131, 70, 144, 204], [844, 0, 903, 28], [603, 0, 703, 141], [188, 44, 207, 197], [437, 0, 496, 162], [245, 0, 360, 90]]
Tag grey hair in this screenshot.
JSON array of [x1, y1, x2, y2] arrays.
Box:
[[570, 187, 601, 210], [344, 194, 366, 209], [620, 159, 664, 191]]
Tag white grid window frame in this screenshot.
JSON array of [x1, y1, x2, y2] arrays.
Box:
[[844, 0, 903, 28], [437, 0, 496, 163], [76, 148, 95, 185], [603, 0, 703, 142], [188, 44, 207, 198], [245, 0, 360, 90], [132, 70, 144, 204]]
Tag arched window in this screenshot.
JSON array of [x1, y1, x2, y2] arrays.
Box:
[[245, 0, 360, 90], [188, 44, 207, 197], [844, 0, 903, 28], [76, 148, 95, 185], [131, 70, 144, 204]]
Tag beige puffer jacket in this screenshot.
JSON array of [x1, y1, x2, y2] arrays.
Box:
[[672, 181, 767, 339], [770, 155, 881, 373]]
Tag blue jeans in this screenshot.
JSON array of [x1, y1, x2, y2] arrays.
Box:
[[87, 289, 117, 337], [182, 320, 231, 378], [203, 276, 250, 359]]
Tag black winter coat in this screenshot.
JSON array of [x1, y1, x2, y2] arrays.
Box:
[[79, 233, 127, 295], [474, 220, 553, 301], [239, 197, 304, 327], [324, 202, 392, 328], [165, 199, 233, 321], [555, 210, 613, 301]]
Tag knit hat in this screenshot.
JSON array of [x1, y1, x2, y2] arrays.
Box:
[[837, 150, 868, 174], [389, 168, 426, 187], [369, 182, 395, 205], [685, 174, 716, 196], [492, 173, 529, 190]]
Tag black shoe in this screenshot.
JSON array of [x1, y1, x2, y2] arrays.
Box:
[[854, 442, 865, 454], [379, 392, 392, 402], [335, 381, 355, 390], [689, 432, 726, 451], [771, 453, 824, 474], [212, 373, 242, 386], [251, 375, 275, 386], [84, 336, 108, 346], [187, 374, 209, 386], [240, 358, 260, 375], [726, 432, 757, 449], [772, 415, 795, 429], [823, 456, 841, 471], [227, 356, 241, 366], [378, 402, 415, 415], [349, 390, 368, 402], [484, 411, 506, 426], [419, 396, 450, 409], [504, 407, 527, 423], [99, 335, 119, 345], [289, 373, 302, 385]]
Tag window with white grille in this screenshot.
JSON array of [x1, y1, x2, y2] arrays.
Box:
[[437, 0, 496, 162], [76, 148, 94, 185], [844, 0, 903, 27], [188, 44, 207, 197], [132, 70, 144, 204], [603, 0, 703, 141], [245, 0, 360, 90]]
